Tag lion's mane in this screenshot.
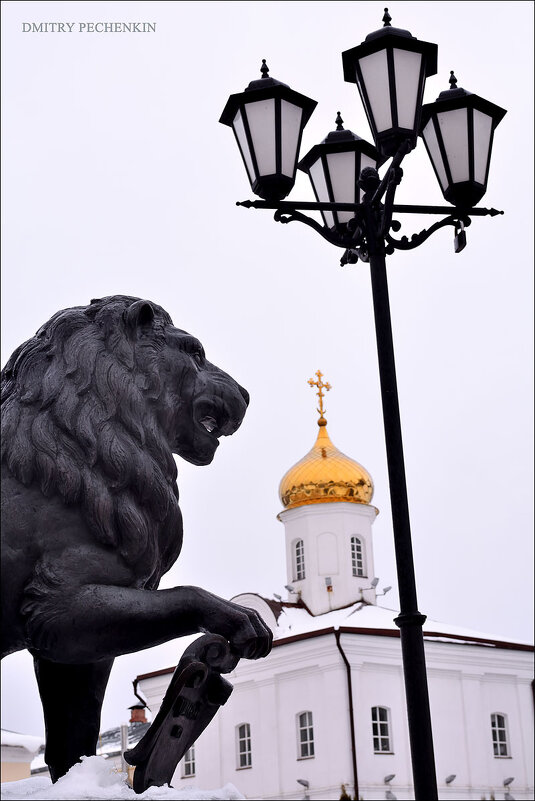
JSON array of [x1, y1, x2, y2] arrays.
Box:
[[1, 296, 183, 587]]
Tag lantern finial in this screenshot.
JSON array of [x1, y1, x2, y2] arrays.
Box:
[[449, 70, 458, 90], [335, 111, 344, 131], [382, 7, 392, 26], [260, 59, 270, 79]]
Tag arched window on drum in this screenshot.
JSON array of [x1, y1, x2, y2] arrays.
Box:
[[351, 536, 366, 577], [293, 539, 305, 580]]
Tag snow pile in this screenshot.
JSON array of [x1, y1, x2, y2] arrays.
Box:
[[1, 755, 245, 800]]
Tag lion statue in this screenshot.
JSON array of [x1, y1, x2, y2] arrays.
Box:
[[1, 295, 272, 781]]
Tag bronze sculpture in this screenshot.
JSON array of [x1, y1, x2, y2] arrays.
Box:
[[1, 296, 272, 785]]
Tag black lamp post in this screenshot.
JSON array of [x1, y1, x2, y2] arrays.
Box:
[[220, 9, 505, 801]]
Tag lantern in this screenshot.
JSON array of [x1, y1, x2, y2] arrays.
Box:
[[420, 71, 506, 207], [298, 112, 382, 231], [220, 60, 317, 201], [342, 9, 438, 158]]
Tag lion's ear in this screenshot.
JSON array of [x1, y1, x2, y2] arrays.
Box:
[[124, 300, 155, 336]]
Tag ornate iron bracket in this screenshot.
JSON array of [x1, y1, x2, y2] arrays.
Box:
[[273, 207, 373, 264], [273, 207, 355, 249], [237, 182, 503, 266], [385, 214, 472, 255]]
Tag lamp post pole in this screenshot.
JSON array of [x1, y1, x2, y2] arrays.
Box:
[[364, 194, 438, 797]]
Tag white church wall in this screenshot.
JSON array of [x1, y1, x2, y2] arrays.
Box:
[[139, 632, 533, 800], [423, 641, 534, 798], [222, 634, 354, 799], [517, 676, 535, 788], [427, 668, 472, 788], [478, 670, 531, 791], [344, 629, 413, 795]]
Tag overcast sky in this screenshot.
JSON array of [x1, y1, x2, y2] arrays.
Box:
[[1, 1, 533, 739]]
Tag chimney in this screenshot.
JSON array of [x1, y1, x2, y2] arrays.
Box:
[[128, 704, 147, 724]]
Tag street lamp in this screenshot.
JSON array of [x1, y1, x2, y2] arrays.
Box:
[[420, 70, 507, 208], [219, 59, 317, 201], [220, 8, 505, 801], [298, 112, 383, 232], [341, 8, 438, 157]]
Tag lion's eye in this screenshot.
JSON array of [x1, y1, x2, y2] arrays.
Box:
[[178, 336, 205, 365]]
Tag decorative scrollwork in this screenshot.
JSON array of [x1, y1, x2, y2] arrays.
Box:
[[385, 215, 472, 253], [273, 208, 358, 250]]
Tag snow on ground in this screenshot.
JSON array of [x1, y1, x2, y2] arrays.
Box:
[[1, 756, 245, 800]]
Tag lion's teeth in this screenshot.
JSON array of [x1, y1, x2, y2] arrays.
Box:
[[201, 416, 217, 433]]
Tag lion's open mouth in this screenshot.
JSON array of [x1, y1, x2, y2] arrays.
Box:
[[194, 398, 234, 440], [199, 416, 217, 434]]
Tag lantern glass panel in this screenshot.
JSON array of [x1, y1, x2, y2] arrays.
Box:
[[393, 49, 422, 129], [473, 109, 493, 184], [437, 108, 469, 183], [358, 50, 392, 132], [309, 159, 335, 228], [359, 153, 377, 201], [245, 99, 276, 175], [422, 119, 448, 190], [233, 109, 255, 183], [326, 151, 356, 223], [281, 100, 303, 177]]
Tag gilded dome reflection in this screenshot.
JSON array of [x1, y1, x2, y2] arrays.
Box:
[[279, 417, 374, 510]]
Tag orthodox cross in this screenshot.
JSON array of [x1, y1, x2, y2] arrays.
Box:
[[308, 370, 331, 420]]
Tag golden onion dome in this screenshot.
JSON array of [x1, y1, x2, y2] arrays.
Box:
[[279, 371, 374, 511]]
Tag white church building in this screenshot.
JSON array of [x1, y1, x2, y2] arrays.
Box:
[[136, 378, 534, 800]]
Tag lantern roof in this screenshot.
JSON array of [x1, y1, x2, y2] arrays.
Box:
[[420, 71, 507, 128], [364, 7, 414, 43], [243, 59, 290, 92], [219, 60, 317, 128], [298, 112, 381, 172], [342, 9, 438, 83]]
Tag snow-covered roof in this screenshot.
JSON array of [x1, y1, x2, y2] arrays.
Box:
[[1, 729, 44, 755], [135, 598, 532, 683], [97, 721, 151, 755], [271, 599, 534, 647]]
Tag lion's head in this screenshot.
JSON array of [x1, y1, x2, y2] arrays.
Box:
[[1, 296, 249, 584]]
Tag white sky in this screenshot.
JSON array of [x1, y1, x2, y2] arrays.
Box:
[[1, 1, 533, 739]]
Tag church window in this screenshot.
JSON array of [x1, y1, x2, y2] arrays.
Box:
[[297, 711, 315, 758], [372, 706, 392, 752], [491, 713, 510, 757], [351, 537, 365, 577], [236, 723, 252, 768], [294, 539, 305, 580], [182, 745, 195, 777]]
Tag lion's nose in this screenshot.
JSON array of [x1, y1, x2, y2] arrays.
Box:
[[238, 384, 250, 407]]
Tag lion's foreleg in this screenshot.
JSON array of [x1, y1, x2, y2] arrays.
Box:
[[33, 655, 114, 782], [25, 584, 272, 664]]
